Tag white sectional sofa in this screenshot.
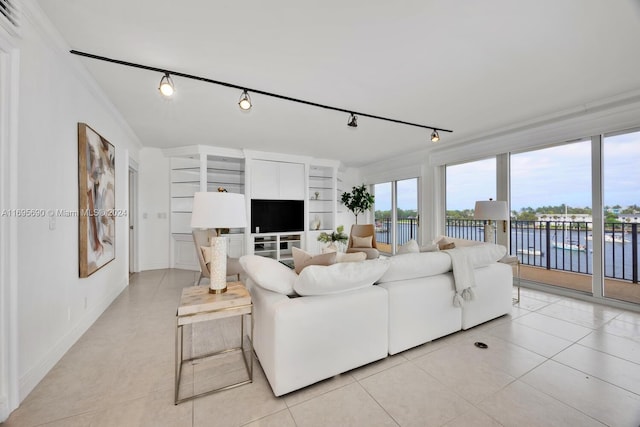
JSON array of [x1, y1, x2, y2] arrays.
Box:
[[241, 241, 512, 396]]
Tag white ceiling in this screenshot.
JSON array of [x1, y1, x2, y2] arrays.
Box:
[[36, 0, 640, 166]]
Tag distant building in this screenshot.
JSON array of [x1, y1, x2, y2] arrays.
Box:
[[618, 214, 640, 224], [536, 213, 593, 225]]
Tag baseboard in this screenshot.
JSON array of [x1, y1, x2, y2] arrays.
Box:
[[139, 262, 171, 271], [18, 277, 128, 401]]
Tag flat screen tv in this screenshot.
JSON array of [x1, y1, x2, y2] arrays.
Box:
[[251, 199, 304, 233]]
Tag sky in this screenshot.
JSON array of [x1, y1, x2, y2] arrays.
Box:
[[373, 130, 640, 212]]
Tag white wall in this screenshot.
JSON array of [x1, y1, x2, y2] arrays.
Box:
[[14, 2, 141, 402], [138, 147, 170, 270]]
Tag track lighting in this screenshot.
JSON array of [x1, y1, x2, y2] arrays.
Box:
[[347, 113, 358, 128], [71, 50, 453, 137], [238, 90, 252, 110], [158, 73, 175, 97]]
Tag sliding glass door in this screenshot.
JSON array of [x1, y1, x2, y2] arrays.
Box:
[[603, 130, 640, 304], [374, 178, 419, 254]]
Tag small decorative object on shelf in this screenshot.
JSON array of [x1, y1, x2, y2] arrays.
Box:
[[314, 191, 320, 200], [317, 225, 348, 251], [311, 215, 321, 230]]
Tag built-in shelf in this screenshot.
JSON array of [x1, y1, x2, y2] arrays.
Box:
[[253, 232, 303, 261]]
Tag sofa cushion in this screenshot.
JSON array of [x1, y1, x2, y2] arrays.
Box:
[[294, 259, 390, 296], [435, 236, 456, 250], [378, 252, 452, 283], [397, 239, 420, 254], [460, 243, 507, 267], [239, 255, 297, 295], [352, 235, 373, 248], [292, 247, 336, 274], [419, 243, 440, 252], [337, 251, 367, 263]]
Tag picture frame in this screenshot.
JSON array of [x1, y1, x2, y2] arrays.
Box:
[[78, 123, 115, 277]]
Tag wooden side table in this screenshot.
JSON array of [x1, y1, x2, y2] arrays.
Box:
[[175, 281, 253, 404], [499, 255, 521, 304]]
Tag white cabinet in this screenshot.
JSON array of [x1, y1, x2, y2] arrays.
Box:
[[251, 160, 304, 200], [253, 232, 303, 263]]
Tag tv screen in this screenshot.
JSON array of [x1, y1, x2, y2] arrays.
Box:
[[251, 199, 304, 233]]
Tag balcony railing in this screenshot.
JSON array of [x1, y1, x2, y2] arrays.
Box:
[[375, 217, 417, 247], [446, 219, 639, 284]]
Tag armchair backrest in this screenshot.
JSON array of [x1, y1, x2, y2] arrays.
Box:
[[347, 224, 378, 249], [192, 229, 211, 275]]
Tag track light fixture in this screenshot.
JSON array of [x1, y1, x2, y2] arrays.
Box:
[[70, 50, 453, 138], [238, 90, 252, 110], [347, 113, 358, 128], [158, 73, 175, 98]]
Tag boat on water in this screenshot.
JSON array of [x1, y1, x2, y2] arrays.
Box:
[[551, 240, 587, 252], [586, 234, 630, 243], [517, 247, 543, 256]]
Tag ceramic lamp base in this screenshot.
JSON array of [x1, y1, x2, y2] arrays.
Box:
[[209, 236, 227, 294], [483, 222, 496, 244]]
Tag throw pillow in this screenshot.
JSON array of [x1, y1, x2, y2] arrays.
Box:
[[419, 243, 440, 252], [352, 235, 373, 248], [239, 255, 298, 295], [294, 259, 390, 296], [292, 247, 337, 274], [336, 251, 367, 263], [397, 239, 420, 254], [435, 236, 456, 250], [200, 246, 211, 264]]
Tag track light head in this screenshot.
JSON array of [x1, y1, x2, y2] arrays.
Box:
[[158, 73, 175, 98], [431, 129, 440, 142], [347, 113, 358, 128], [238, 90, 252, 110]]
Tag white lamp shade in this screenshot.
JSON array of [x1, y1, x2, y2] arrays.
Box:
[[474, 200, 508, 221], [191, 192, 247, 229]]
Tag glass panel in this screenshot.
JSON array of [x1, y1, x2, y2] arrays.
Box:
[[374, 182, 392, 254], [603, 130, 640, 304], [510, 140, 592, 293], [396, 178, 419, 246], [445, 158, 496, 241]]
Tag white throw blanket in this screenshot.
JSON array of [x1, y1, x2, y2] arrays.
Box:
[[444, 248, 476, 307]]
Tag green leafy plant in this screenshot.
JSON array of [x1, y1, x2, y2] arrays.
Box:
[[341, 184, 375, 224], [317, 225, 348, 244]]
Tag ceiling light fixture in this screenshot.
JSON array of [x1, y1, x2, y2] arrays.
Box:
[[70, 50, 453, 138], [158, 73, 175, 97], [238, 90, 252, 110], [347, 113, 358, 128]]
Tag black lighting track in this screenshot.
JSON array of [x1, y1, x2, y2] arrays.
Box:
[[69, 49, 453, 134]]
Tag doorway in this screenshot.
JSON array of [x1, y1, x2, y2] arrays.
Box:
[[373, 178, 420, 254]]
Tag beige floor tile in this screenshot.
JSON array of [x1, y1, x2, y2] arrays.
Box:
[[578, 329, 640, 363], [615, 310, 640, 325], [359, 362, 473, 427], [513, 297, 552, 312], [488, 321, 573, 358], [192, 367, 286, 427], [289, 382, 397, 427], [350, 354, 408, 381], [522, 359, 640, 427], [553, 344, 640, 395], [514, 312, 593, 341], [536, 303, 614, 329], [398, 337, 452, 360], [478, 380, 605, 427], [600, 317, 640, 342], [282, 372, 356, 407], [443, 406, 502, 427], [242, 409, 297, 427]]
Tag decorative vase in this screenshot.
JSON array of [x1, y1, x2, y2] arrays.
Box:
[[312, 215, 321, 230]]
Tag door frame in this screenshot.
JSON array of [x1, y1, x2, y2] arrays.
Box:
[[128, 157, 139, 275]]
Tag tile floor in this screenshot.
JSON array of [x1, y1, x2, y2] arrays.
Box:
[[4, 269, 640, 427]]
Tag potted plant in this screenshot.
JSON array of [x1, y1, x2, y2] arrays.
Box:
[[341, 184, 375, 224], [317, 225, 348, 251]]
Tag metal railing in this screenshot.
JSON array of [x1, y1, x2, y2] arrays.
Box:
[[446, 219, 639, 284], [375, 217, 418, 246]]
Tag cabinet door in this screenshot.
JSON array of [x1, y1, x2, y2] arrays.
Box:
[[251, 160, 279, 199], [278, 162, 305, 200]]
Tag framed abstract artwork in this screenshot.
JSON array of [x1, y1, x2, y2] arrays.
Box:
[[78, 123, 115, 277]]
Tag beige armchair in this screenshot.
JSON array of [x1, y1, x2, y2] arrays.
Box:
[[346, 224, 380, 259], [192, 229, 243, 285]]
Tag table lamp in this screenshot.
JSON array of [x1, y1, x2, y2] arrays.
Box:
[[191, 192, 247, 293], [474, 199, 508, 243]]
